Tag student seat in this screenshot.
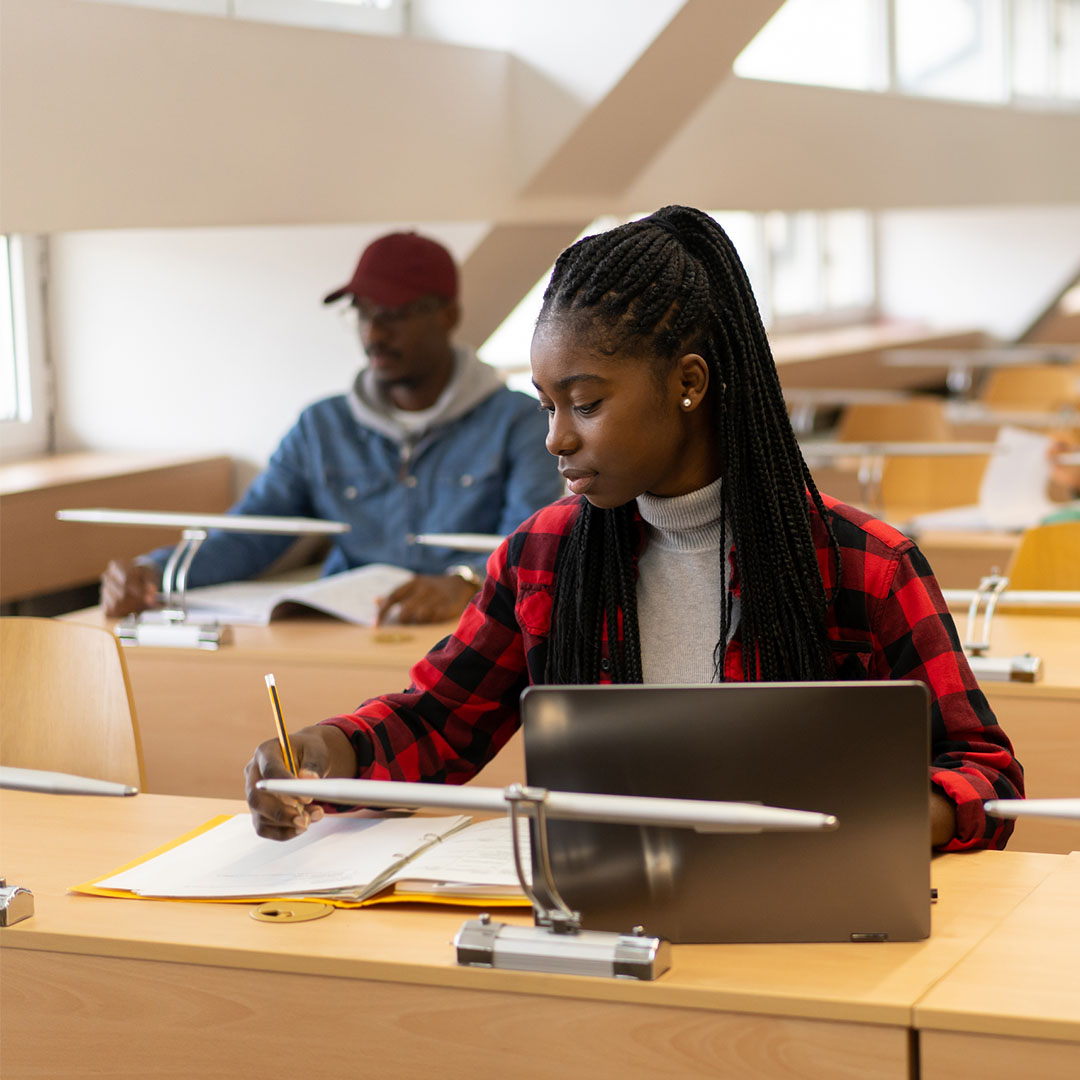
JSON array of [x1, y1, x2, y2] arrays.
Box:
[[879, 453, 989, 511], [0, 617, 146, 787], [979, 364, 1080, 412], [1006, 516, 1080, 591], [836, 397, 951, 443], [1005, 520, 1080, 592]]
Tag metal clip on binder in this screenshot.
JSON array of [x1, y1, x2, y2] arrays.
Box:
[[256, 776, 838, 983], [962, 572, 1042, 683]]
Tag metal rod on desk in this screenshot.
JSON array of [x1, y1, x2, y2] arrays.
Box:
[[257, 778, 839, 834], [943, 589, 1080, 609], [882, 347, 1077, 367]]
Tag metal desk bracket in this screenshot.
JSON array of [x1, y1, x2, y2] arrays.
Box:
[[856, 453, 886, 511], [454, 784, 671, 980], [963, 572, 1043, 683], [0, 878, 34, 927], [964, 572, 1010, 656], [116, 529, 230, 650]]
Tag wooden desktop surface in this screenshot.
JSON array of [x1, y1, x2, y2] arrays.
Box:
[[916, 851, 1080, 1079], [0, 790, 1069, 1080]]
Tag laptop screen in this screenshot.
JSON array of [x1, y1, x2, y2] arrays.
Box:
[[521, 681, 931, 944]]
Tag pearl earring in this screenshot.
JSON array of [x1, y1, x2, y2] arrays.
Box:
[[682, 397, 692, 408]]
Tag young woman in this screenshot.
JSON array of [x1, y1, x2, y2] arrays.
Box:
[[246, 206, 1023, 851]]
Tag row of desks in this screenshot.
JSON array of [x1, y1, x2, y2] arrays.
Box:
[[1, 789, 1077, 1079], [65, 604, 1079, 854]]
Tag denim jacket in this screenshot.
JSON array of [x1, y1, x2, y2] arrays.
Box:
[[148, 348, 562, 586]]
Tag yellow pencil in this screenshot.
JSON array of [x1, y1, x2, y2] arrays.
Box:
[[264, 673, 297, 776]]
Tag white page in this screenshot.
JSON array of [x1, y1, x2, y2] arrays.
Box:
[[281, 563, 413, 623], [386, 816, 531, 891], [180, 563, 414, 626], [977, 426, 1056, 529], [98, 813, 469, 899], [177, 580, 289, 626], [901, 504, 990, 533]]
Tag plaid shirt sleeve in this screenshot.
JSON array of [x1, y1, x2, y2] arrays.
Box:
[[844, 514, 1025, 851], [320, 498, 578, 784]]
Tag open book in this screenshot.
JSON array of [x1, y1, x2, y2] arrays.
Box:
[[75, 812, 530, 908], [166, 563, 415, 627]]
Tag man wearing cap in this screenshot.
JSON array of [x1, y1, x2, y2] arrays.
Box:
[[101, 232, 562, 624]]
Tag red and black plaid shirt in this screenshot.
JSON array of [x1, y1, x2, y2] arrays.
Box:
[[325, 493, 1023, 851]]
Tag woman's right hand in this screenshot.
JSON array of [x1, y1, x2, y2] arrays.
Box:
[[244, 724, 358, 840]]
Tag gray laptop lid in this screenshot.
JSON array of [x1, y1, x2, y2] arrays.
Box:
[[521, 682, 931, 944]]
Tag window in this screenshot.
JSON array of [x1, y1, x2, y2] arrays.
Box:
[[895, 0, 1008, 103], [761, 210, 877, 327], [1, 238, 18, 423], [735, 0, 1079, 107], [1012, 0, 1080, 100], [477, 210, 878, 377], [735, 0, 888, 92], [0, 236, 50, 461]]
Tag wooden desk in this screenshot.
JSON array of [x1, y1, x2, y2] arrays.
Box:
[[62, 609, 527, 800], [0, 791, 1065, 1080], [950, 612, 1080, 855], [906, 528, 1020, 590], [772, 325, 986, 391], [917, 851, 1080, 1079], [62, 605, 1077, 854], [0, 452, 232, 603]]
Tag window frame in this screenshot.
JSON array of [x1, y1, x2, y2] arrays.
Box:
[[0, 235, 52, 462]]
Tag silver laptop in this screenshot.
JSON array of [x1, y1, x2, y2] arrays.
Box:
[[521, 682, 931, 943]]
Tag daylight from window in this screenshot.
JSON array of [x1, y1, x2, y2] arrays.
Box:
[[736, 0, 1080, 104], [1, 237, 21, 423]]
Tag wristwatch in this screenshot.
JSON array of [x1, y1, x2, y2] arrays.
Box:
[[446, 564, 483, 589]]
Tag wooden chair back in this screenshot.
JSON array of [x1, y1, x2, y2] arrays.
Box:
[[836, 397, 950, 442], [979, 365, 1080, 411], [880, 454, 990, 511], [1005, 520, 1080, 591], [0, 617, 146, 787]]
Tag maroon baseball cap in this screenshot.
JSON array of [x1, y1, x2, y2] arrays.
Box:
[[323, 232, 458, 307]]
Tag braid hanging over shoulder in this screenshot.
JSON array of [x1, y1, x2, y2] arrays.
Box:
[[540, 206, 841, 685]]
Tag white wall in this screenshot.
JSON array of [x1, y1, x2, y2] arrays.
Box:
[[878, 205, 1080, 339], [49, 222, 488, 485], [0, 0, 516, 232]]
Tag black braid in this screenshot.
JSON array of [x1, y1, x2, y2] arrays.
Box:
[[541, 206, 842, 685]]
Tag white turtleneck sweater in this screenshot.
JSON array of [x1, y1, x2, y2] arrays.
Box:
[[635, 477, 740, 684]]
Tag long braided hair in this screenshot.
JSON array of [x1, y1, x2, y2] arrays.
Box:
[[541, 205, 840, 684]]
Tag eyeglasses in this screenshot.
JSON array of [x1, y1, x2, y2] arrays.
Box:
[[338, 296, 447, 329]]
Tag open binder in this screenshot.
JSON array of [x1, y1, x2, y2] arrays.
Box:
[[74, 812, 530, 909]]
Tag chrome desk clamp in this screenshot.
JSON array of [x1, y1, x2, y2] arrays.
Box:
[[964, 571, 1009, 656], [0, 877, 34, 927], [856, 451, 886, 511], [160, 527, 208, 620], [963, 572, 1042, 683], [454, 784, 671, 980], [116, 529, 230, 650]]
